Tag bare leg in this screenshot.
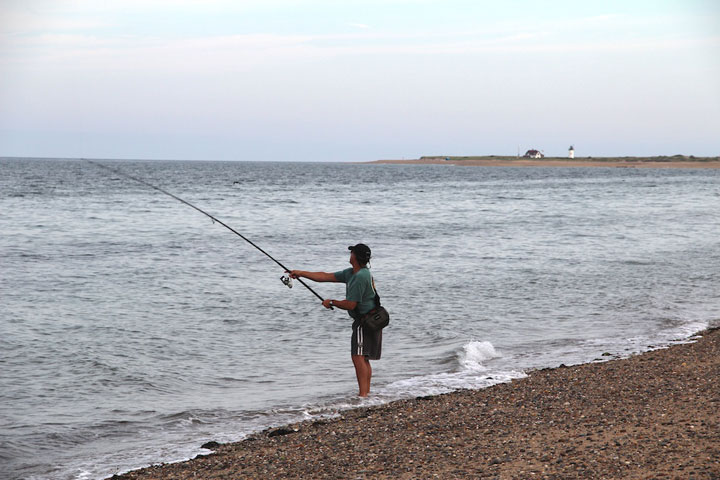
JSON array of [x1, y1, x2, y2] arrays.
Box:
[[352, 355, 372, 397]]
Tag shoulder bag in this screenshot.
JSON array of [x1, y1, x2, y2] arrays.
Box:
[[359, 278, 389, 331]]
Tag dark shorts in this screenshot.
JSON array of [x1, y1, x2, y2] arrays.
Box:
[[351, 320, 382, 360]]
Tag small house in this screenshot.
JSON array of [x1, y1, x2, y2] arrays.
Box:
[[523, 149, 544, 158]]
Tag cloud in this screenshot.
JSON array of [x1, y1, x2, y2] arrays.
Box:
[[0, 9, 107, 35], [2, 3, 718, 77], [4, 25, 719, 76]]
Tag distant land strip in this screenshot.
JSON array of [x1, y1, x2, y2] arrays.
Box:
[[367, 155, 720, 169]]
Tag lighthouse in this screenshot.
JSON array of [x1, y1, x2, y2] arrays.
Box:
[[568, 145, 575, 159]]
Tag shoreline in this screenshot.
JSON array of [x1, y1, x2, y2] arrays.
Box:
[[367, 156, 720, 169], [113, 327, 719, 479]]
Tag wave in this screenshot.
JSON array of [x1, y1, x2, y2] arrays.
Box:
[[458, 340, 501, 372], [379, 341, 525, 399]]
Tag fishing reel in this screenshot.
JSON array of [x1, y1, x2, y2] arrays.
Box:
[[280, 275, 293, 288]]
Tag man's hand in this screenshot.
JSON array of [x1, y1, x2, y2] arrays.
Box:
[[322, 299, 333, 309], [288, 270, 302, 279]]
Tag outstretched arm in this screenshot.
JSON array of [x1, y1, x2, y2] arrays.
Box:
[[289, 270, 338, 283], [322, 299, 358, 310]]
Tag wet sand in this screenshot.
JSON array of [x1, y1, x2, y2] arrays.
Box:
[[368, 156, 720, 169], [112, 327, 719, 479]]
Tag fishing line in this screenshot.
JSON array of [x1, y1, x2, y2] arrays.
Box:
[[88, 160, 329, 307]]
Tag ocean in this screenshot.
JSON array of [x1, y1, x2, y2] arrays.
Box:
[[1, 158, 718, 480]]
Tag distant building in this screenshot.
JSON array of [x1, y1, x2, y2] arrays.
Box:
[[523, 149, 544, 158], [568, 145, 575, 159]]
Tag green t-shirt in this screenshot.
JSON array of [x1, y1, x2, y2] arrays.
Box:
[[334, 267, 376, 318]]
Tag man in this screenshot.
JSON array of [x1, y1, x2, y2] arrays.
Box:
[[289, 244, 380, 397]]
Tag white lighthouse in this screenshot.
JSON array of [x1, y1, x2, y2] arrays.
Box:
[[568, 145, 575, 159]]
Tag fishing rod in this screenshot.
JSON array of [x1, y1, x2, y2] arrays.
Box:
[[88, 160, 330, 307]]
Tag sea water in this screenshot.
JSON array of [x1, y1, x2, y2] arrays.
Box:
[[1, 158, 718, 479]]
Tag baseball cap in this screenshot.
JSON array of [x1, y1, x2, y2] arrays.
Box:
[[348, 243, 371, 262]]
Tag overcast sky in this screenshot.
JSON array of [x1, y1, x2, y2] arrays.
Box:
[[1, 0, 718, 161]]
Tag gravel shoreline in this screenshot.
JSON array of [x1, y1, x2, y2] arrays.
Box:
[[113, 328, 719, 479]]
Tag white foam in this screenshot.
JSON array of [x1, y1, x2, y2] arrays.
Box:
[[627, 320, 710, 352], [459, 340, 501, 372], [580, 319, 710, 360], [670, 320, 710, 341], [75, 470, 92, 480], [382, 369, 526, 399]]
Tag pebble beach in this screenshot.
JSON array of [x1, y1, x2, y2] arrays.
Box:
[[113, 327, 719, 479]]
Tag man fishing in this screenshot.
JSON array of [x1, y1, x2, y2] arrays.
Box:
[[289, 244, 381, 397]]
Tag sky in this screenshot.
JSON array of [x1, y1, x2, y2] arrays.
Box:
[[1, 0, 719, 161]]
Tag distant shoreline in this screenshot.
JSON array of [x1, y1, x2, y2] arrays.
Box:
[[367, 155, 720, 169], [3, 156, 719, 168]]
